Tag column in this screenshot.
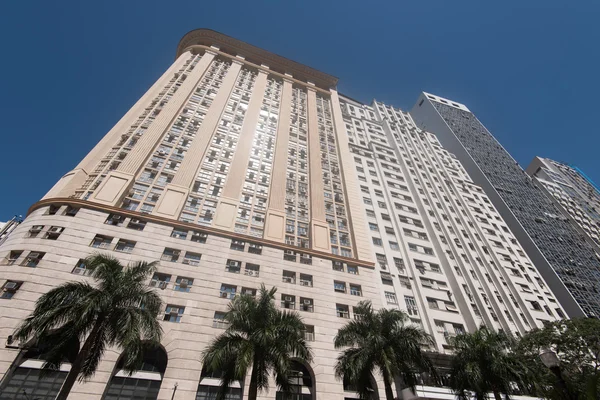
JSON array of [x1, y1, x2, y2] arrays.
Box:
[[307, 87, 331, 253], [330, 90, 373, 262], [212, 69, 269, 230], [152, 59, 243, 219], [264, 78, 294, 242], [44, 51, 194, 200], [89, 51, 217, 207]]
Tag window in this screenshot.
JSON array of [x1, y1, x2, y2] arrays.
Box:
[[349, 284, 362, 296], [105, 214, 125, 226], [1, 280, 22, 299], [282, 270, 296, 284], [3, 250, 22, 265], [334, 281, 346, 293], [164, 305, 184, 322], [299, 273, 313, 287], [171, 228, 188, 240], [27, 225, 44, 238], [281, 294, 296, 309], [427, 298, 439, 309], [226, 259, 242, 274], [230, 239, 245, 251], [389, 241, 400, 251], [64, 206, 79, 217], [190, 230, 207, 243], [530, 301, 543, 311], [372, 237, 383, 246], [248, 243, 262, 254], [150, 273, 171, 289], [241, 287, 257, 297], [174, 277, 193, 292], [43, 226, 64, 240], [368, 223, 379, 231], [347, 265, 358, 275], [404, 296, 418, 316], [46, 205, 59, 215], [22, 252, 44, 268], [127, 218, 146, 231], [213, 311, 228, 329], [363, 197, 372, 205], [376, 253, 387, 269], [381, 273, 394, 286], [115, 239, 136, 253], [299, 297, 314, 312], [385, 291, 398, 304], [183, 252, 201, 266], [244, 263, 260, 277], [336, 304, 350, 318], [90, 235, 113, 249], [161, 248, 181, 262], [72, 259, 90, 276], [303, 325, 315, 341], [219, 284, 236, 299]]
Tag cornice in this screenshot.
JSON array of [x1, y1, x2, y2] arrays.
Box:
[[28, 198, 375, 269], [175, 29, 338, 90]]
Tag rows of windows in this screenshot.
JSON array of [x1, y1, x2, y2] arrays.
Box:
[[80, 53, 203, 199], [284, 87, 310, 248], [235, 77, 282, 237]]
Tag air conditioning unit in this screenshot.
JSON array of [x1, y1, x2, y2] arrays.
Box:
[[228, 261, 241, 268], [284, 296, 293, 302], [28, 253, 41, 259], [158, 150, 167, 156], [182, 259, 191, 265], [284, 250, 295, 256], [158, 281, 168, 290], [29, 226, 42, 233], [179, 279, 189, 288], [300, 280, 310, 286], [130, 219, 142, 225], [4, 282, 18, 291], [72, 268, 85, 275], [169, 308, 180, 315], [48, 227, 62, 233], [303, 299, 311, 305], [220, 292, 228, 298], [172, 251, 180, 256]]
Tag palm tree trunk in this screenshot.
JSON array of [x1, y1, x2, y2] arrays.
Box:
[[493, 391, 502, 400], [382, 371, 395, 400], [55, 321, 103, 400], [247, 363, 259, 400]]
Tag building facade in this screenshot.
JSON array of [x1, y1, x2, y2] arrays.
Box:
[[0, 30, 564, 400], [526, 157, 600, 247], [411, 93, 600, 318]]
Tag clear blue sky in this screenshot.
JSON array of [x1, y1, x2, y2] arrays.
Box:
[[1, 1, 598, 221]]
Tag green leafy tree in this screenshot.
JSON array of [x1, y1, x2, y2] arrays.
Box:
[[12, 254, 163, 400], [449, 326, 529, 400], [202, 285, 312, 400], [516, 318, 600, 400], [334, 300, 436, 400]]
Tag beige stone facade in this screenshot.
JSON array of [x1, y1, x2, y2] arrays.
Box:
[[0, 29, 563, 400]]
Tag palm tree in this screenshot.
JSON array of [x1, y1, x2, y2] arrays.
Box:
[[449, 326, 529, 400], [202, 285, 312, 400], [12, 253, 163, 400], [334, 300, 436, 400]]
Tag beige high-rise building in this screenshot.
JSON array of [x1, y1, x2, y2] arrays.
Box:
[[0, 29, 564, 400]]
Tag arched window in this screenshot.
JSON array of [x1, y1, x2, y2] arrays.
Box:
[[342, 373, 379, 400], [195, 366, 242, 400], [276, 360, 315, 400], [0, 339, 79, 400], [103, 346, 167, 400]]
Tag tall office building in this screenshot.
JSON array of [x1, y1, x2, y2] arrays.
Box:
[[0, 30, 564, 400], [411, 93, 600, 318], [527, 157, 600, 247]]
